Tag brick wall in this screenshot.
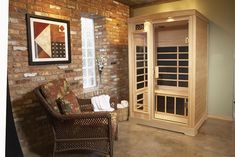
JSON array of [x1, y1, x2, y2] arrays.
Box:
[[8, 0, 129, 154]]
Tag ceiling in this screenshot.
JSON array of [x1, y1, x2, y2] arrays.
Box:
[[115, 0, 180, 8]]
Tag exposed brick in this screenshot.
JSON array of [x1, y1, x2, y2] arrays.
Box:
[[64, 69, 74, 73], [57, 65, 69, 69], [15, 79, 31, 84], [8, 0, 129, 154], [13, 46, 27, 51], [24, 72, 38, 77]]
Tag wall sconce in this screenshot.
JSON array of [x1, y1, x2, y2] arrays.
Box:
[[96, 56, 106, 84]]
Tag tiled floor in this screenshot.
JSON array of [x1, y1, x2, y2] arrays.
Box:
[[25, 118, 235, 157]]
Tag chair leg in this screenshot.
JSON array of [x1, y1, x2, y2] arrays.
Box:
[[115, 124, 118, 140], [110, 150, 113, 157], [110, 138, 113, 157], [53, 142, 56, 157]]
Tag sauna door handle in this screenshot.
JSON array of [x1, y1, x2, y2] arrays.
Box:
[[155, 66, 159, 78]]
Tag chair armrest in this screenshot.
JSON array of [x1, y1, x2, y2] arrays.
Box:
[[77, 98, 92, 105], [77, 98, 93, 112], [53, 112, 112, 134], [77, 97, 118, 111], [56, 111, 111, 121], [52, 112, 113, 141]]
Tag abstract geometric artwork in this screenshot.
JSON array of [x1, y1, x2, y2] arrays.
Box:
[[26, 14, 71, 65]]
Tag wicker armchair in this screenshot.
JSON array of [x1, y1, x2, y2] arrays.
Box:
[[34, 79, 117, 157]]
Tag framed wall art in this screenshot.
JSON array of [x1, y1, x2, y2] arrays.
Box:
[[26, 14, 71, 65]]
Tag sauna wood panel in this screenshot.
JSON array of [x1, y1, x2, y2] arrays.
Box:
[[156, 28, 188, 47], [194, 16, 208, 124], [128, 9, 208, 136]]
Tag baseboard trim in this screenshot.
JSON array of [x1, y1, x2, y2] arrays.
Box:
[[207, 114, 234, 121]]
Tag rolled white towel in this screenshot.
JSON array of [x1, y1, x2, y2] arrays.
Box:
[[91, 95, 114, 112], [91, 96, 99, 111], [121, 100, 128, 108], [117, 103, 125, 109]]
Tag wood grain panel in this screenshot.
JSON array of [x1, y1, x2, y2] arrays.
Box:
[[155, 26, 188, 47], [128, 10, 208, 135], [194, 16, 208, 124]]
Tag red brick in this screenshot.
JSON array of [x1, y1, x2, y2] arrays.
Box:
[[8, 0, 129, 153]]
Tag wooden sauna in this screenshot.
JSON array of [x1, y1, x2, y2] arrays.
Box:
[[128, 10, 208, 136]]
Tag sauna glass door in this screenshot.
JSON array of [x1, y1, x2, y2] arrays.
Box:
[[156, 46, 188, 87], [133, 33, 148, 113], [154, 20, 189, 123]]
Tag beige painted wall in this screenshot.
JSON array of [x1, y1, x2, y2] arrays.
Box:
[[132, 0, 235, 119]]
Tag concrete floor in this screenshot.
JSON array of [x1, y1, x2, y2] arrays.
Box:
[[25, 118, 235, 157], [114, 118, 235, 157]]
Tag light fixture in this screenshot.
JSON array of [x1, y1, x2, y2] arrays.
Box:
[[166, 17, 174, 22], [144, 21, 151, 31]]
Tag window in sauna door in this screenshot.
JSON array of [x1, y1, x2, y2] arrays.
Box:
[[133, 33, 148, 113], [136, 45, 148, 90], [136, 92, 148, 112], [155, 21, 189, 88], [156, 46, 188, 87], [135, 45, 148, 112]]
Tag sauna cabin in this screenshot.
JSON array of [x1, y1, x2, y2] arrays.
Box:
[[128, 10, 208, 136]]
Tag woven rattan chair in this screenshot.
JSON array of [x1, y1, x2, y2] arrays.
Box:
[[34, 79, 117, 157]]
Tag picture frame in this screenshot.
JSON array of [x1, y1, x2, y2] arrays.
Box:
[[26, 14, 71, 65]]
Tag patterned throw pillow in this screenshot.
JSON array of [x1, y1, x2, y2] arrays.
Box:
[[40, 79, 70, 113], [56, 91, 81, 115]]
